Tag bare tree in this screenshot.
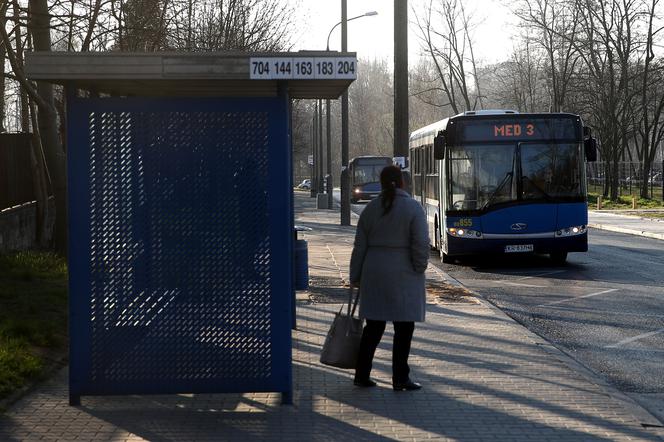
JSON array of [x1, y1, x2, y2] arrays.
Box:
[[488, 36, 546, 112], [409, 57, 448, 127], [572, 0, 645, 199], [1, 0, 64, 250], [414, 0, 483, 113], [512, 0, 583, 112], [168, 0, 297, 51], [631, 0, 664, 198], [509, 0, 659, 200], [0, 11, 5, 133], [349, 58, 394, 158]]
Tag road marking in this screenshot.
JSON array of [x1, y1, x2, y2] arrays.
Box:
[[546, 305, 664, 318], [605, 328, 664, 348], [503, 282, 547, 288], [495, 270, 568, 288], [536, 288, 618, 307], [515, 270, 567, 281]]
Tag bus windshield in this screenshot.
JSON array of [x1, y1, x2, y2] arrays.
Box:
[[352, 159, 391, 185], [447, 142, 584, 212]]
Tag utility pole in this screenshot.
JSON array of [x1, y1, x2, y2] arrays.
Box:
[[311, 107, 317, 197], [318, 99, 324, 194], [340, 0, 351, 225], [326, 99, 333, 209], [394, 0, 409, 157]]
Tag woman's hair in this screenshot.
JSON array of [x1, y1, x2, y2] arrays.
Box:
[[380, 165, 403, 215]]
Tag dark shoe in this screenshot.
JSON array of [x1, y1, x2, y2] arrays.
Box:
[[392, 380, 422, 391], [353, 378, 377, 388]]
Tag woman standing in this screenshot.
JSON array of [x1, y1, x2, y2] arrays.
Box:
[[350, 166, 429, 390]]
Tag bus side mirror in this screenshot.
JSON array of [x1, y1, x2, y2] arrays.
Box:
[[584, 137, 597, 162], [434, 131, 446, 159]]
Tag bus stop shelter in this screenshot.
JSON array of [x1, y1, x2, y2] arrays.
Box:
[[26, 51, 356, 405]]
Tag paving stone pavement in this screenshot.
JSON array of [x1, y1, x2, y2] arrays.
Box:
[[0, 192, 662, 441]]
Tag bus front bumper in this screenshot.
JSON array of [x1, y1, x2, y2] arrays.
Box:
[[446, 233, 588, 256]]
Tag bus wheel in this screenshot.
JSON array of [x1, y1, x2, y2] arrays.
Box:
[[350, 198, 358, 204], [550, 252, 568, 265]]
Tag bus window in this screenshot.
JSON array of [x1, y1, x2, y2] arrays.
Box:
[[520, 143, 584, 200], [448, 145, 516, 210]]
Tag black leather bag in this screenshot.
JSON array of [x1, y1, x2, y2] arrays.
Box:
[[320, 287, 363, 369]]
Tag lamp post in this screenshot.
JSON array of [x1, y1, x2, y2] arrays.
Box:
[[326, 9, 378, 222], [309, 106, 320, 198], [326, 11, 377, 52], [394, 0, 409, 158]]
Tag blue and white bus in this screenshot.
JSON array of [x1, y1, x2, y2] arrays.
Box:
[[409, 110, 597, 264], [349, 156, 393, 203]]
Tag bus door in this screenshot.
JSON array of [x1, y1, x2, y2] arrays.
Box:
[[419, 147, 427, 207]]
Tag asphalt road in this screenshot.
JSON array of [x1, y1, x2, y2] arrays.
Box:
[[345, 197, 664, 424], [433, 229, 664, 424]]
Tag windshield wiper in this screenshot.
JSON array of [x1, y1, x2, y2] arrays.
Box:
[[521, 175, 553, 201], [482, 172, 513, 210]]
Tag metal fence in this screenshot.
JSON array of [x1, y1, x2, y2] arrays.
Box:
[[586, 161, 664, 199], [0, 133, 35, 209]]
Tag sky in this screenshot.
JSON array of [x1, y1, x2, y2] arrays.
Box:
[[294, 0, 519, 65]]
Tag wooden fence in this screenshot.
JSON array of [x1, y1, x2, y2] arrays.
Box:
[[0, 133, 35, 210]]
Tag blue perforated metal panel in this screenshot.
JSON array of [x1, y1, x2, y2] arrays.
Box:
[[68, 97, 292, 400]]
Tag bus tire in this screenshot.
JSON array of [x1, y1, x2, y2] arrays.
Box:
[[550, 252, 568, 265], [351, 198, 358, 204]]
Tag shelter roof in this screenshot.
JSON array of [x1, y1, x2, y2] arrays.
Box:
[[25, 51, 357, 99]]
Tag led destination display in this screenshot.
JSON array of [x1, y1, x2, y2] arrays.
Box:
[[454, 117, 580, 143]]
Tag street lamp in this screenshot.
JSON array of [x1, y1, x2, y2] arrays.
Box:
[[326, 11, 378, 51], [325, 9, 378, 221]]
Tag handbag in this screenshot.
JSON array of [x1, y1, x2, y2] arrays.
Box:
[[320, 287, 363, 369]]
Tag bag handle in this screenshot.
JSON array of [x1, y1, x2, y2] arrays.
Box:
[[347, 286, 360, 318], [336, 286, 360, 317]]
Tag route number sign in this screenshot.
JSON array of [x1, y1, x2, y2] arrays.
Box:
[[250, 57, 357, 80]]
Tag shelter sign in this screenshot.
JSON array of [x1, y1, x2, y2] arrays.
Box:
[[250, 57, 357, 80]]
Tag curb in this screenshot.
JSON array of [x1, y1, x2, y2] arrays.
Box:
[[588, 223, 664, 241]]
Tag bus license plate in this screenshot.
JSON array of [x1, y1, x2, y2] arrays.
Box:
[[505, 244, 534, 253]]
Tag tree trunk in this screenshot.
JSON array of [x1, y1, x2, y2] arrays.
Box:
[[14, 0, 30, 131], [29, 99, 50, 246], [0, 13, 6, 133], [29, 0, 67, 255], [640, 160, 650, 199]]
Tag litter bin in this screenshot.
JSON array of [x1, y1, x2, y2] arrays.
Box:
[[294, 239, 309, 290], [293, 225, 313, 290]]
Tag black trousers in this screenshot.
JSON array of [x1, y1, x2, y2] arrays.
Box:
[[355, 319, 415, 384]]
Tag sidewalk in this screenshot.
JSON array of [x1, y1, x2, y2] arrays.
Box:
[[0, 193, 662, 441], [589, 210, 664, 241]]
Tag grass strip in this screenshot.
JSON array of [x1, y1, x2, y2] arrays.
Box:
[[588, 192, 664, 209], [0, 251, 67, 404]]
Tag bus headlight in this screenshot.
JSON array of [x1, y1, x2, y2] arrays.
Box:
[[555, 225, 587, 237], [448, 227, 483, 239], [354, 188, 361, 194]]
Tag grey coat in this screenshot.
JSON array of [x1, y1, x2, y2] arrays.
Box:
[[349, 189, 429, 322]]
